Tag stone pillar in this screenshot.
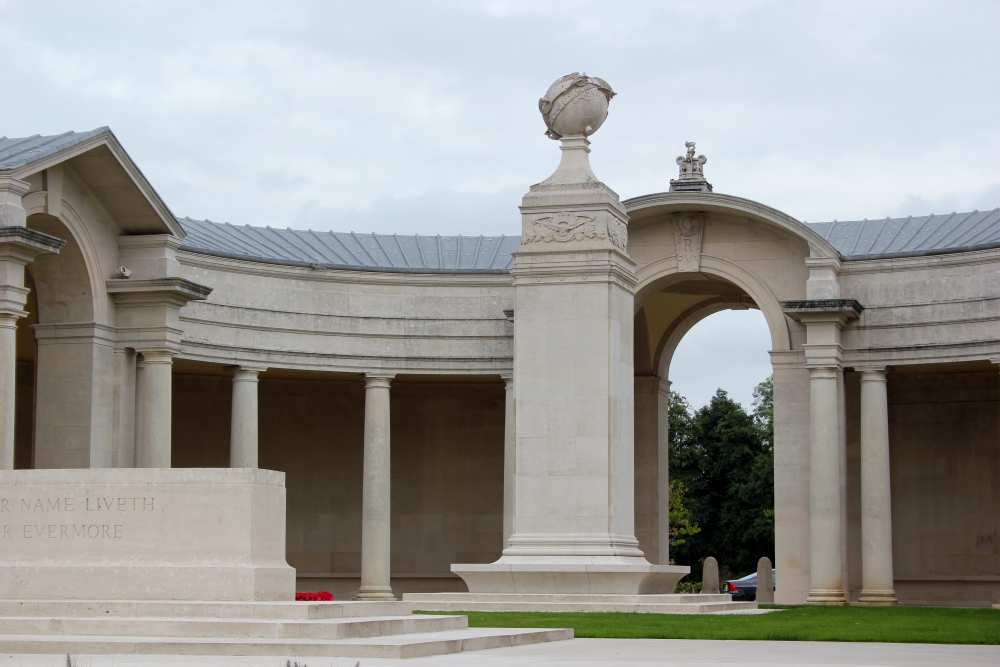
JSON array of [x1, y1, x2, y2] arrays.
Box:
[[107, 271, 212, 468], [135, 349, 174, 468], [0, 310, 17, 471], [838, 368, 849, 598], [0, 178, 64, 470], [857, 366, 898, 605], [357, 373, 395, 600], [501, 373, 515, 549], [806, 365, 846, 604], [228, 365, 266, 468], [633, 375, 658, 563], [783, 299, 861, 606], [112, 348, 137, 468], [133, 356, 145, 466], [657, 377, 672, 565]]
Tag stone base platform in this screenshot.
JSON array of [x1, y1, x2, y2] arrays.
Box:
[[0, 600, 572, 659], [404, 593, 759, 614], [451, 559, 691, 595]]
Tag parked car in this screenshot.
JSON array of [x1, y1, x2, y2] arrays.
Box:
[[724, 569, 776, 601]]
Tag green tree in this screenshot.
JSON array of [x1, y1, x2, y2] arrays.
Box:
[[668, 378, 775, 580], [668, 479, 700, 549]]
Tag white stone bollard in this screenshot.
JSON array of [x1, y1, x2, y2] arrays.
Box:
[[756, 556, 774, 603], [701, 556, 719, 595]]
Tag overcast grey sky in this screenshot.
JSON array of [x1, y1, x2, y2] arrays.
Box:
[[2, 0, 998, 408]]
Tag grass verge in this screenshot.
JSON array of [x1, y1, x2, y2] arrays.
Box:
[[417, 606, 1000, 644]]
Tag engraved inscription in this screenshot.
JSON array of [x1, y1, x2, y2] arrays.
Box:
[[672, 211, 705, 271], [0, 495, 156, 539]]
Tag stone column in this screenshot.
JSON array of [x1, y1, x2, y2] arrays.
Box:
[[806, 365, 846, 604], [0, 310, 18, 471], [657, 377, 672, 565], [0, 178, 64, 470], [112, 348, 137, 468], [357, 373, 395, 600], [857, 366, 898, 605], [501, 373, 515, 549], [135, 349, 174, 468], [133, 356, 145, 466], [228, 365, 267, 468]]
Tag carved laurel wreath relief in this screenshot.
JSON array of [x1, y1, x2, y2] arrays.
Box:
[[672, 211, 705, 271], [524, 212, 628, 251]]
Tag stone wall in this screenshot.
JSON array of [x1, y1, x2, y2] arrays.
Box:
[[884, 370, 1000, 605], [172, 374, 505, 599]]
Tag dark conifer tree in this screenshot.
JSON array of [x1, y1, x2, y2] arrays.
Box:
[[668, 378, 775, 580]]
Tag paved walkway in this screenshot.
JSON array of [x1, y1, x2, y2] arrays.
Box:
[[4, 638, 998, 666]]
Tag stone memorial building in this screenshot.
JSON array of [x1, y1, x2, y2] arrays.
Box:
[[1, 73, 999, 609]]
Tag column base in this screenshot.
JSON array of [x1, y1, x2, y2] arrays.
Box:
[[856, 589, 898, 606], [805, 589, 847, 605], [452, 556, 690, 595], [354, 586, 397, 601]]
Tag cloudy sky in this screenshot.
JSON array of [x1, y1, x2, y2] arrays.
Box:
[[3, 0, 998, 408]]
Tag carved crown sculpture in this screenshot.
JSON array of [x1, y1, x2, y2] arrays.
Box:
[[538, 73, 616, 140], [669, 141, 713, 193]]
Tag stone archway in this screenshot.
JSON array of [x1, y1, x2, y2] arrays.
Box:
[[20, 200, 114, 469], [625, 194, 819, 597]]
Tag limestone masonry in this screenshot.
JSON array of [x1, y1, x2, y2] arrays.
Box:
[[0, 72, 998, 615]]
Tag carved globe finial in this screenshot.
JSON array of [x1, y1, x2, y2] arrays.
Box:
[[538, 73, 616, 140]]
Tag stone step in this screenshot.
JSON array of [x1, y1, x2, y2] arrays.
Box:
[[411, 600, 758, 613], [0, 599, 409, 620], [405, 592, 734, 604], [0, 627, 573, 659], [404, 592, 758, 614], [0, 613, 466, 640]]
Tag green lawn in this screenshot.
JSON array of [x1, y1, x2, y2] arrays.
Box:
[[417, 606, 1000, 644]]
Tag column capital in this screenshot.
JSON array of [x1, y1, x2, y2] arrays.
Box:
[[806, 365, 840, 379], [657, 376, 672, 396], [856, 366, 889, 381], [0, 285, 29, 321], [364, 372, 395, 387], [0, 310, 22, 329], [500, 373, 514, 388], [137, 348, 176, 364], [225, 364, 268, 380]]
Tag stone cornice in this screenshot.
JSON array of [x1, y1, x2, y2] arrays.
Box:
[[837, 244, 1000, 273], [175, 339, 513, 375], [781, 299, 863, 320], [106, 277, 213, 307], [0, 226, 66, 259]]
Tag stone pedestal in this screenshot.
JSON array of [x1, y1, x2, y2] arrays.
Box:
[[0, 468, 295, 600], [451, 78, 688, 594]]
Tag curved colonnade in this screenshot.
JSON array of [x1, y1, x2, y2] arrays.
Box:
[[0, 129, 998, 605]]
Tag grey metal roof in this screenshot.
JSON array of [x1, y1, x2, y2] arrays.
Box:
[[177, 217, 519, 273], [805, 209, 1000, 260], [7, 130, 1000, 267], [0, 127, 110, 172]]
